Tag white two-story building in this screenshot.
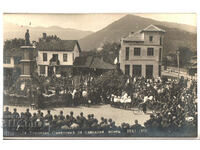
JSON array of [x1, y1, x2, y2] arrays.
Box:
[[37, 38, 81, 77], [119, 24, 165, 78]]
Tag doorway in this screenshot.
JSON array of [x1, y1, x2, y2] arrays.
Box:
[[146, 65, 153, 78], [48, 66, 54, 77], [132, 65, 142, 77]]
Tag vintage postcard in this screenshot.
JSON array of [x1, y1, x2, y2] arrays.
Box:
[[3, 13, 197, 139]]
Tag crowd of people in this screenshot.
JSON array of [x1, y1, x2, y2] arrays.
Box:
[[110, 76, 197, 112], [4, 70, 197, 136], [3, 107, 144, 135]]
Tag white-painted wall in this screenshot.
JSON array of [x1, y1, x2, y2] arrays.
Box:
[[3, 57, 14, 68], [119, 31, 164, 78], [37, 45, 80, 66]]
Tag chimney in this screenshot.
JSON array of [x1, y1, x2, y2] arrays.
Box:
[[43, 33, 47, 39]]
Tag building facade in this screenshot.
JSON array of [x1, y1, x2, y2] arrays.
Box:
[[119, 25, 165, 78], [3, 55, 22, 88], [37, 39, 81, 76]]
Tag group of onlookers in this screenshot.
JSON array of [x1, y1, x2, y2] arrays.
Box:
[[3, 107, 144, 133]]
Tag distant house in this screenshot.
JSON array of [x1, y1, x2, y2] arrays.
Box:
[[119, 24, 165, 78], [188, 55, 197, 77], [73, 55, 115, 74], [3, 53, 22, 88], [37, 35, 81, 76], [3, 56, 15, 69], [73, 55, 116, 88]]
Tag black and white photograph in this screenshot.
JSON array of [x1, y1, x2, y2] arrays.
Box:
[[2, 13, 197, 139]]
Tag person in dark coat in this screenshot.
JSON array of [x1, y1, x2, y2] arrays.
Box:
[[131, 120, 143, 134], [58, 111, 65, 120], [69, 111, 76, 125], [24, 108, 32, 128], [11, 108, 20, 129], [3, 107, 11, 129], [142, 102, 147, 114], [30, 113, 37, 131], [52, 115, 59, 130], [45, 110, 53, 123], [79, 112, 87, 128]]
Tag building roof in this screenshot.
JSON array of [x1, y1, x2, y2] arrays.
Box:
[[141, 24, 165, 33], [123, 30, 144, 42], [37, 40, 81, 52], [123, 24, 165, 42], [73, 56, 116, 70]]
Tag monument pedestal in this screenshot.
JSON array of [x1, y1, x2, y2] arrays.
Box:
[[5, 30, 40, 108], [20, 46, 34, 78]]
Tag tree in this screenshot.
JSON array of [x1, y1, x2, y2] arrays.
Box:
[[91, 70, 127, 95], [4, 38, 25, 56], [178, 47, 195, 67], [99, 42, 121, 64], [39, 34, 61, 43]]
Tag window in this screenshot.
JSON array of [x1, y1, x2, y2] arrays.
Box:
[[132, 65, 142, 77], [149, 36, 153, 42], [63, 54, 68, 62], [53, 54, 58, 60], [146, 65, 153, 78], [40, 66, 45, 74], [56, 67, 59, 74], [43, 53, 47, 61], [125, 47, 129, 60], [159, 65, 162, 77], [125, 65, 130, 76], [147, 48, 154, 56], [159, 48, 162, 61], [4, 57, 11, 64], [134, 48, 141, 56], [160, 37, 162, 45]]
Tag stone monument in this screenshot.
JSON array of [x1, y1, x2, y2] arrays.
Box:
[[20, 29, 34, 78], [6, 29, 38, 108]]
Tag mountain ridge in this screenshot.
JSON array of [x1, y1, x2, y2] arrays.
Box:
[[79, 14, 197, 54], [3, 22, 93, 41]]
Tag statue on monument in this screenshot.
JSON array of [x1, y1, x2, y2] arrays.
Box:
[[25, 29, 30, 46]]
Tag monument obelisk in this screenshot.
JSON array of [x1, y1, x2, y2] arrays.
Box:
[[20, 29, 34, 78]]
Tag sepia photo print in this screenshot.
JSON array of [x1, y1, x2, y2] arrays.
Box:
[[3, 13, 197, 139]]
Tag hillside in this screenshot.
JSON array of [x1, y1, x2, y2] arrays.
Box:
[[3, 22, 93, 41], [79, 14, 197, 55]]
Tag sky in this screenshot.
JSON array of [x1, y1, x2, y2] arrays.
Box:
[[3, 13, 196, 32]]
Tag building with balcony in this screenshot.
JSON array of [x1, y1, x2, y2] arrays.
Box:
[[37, 37, 81, 77], [119, 24, 165, 78]]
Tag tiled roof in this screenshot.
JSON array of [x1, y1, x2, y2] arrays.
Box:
[[74, 56, 115, 70], [37, 40, 81, 52], [141, 24, 165, 32], [123, 30, 144, 42], [123, 24, 165, 42]]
